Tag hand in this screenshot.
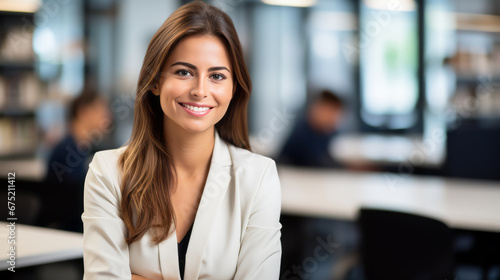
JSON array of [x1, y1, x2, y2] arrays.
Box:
[[132, 274, 152, 280]]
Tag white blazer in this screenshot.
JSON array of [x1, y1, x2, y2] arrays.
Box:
[[82, 131, 282, 280]]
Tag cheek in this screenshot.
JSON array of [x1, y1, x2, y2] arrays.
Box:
[[214, 88, 233, 110], [161, 80, 180, 100], [213, 82, 234, 105], [159, 80, 184, 110]]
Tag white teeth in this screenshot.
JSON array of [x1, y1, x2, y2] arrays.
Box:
[[181, 103, 210, 112]]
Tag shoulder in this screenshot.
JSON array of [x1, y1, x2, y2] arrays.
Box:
[[88, 146, 127, 177], [227, 145, 280, 199], [85, 147, 127, 201], [227, 145, 281, 228], [228, 145, 277, 174], [91, 146, 126, 165]]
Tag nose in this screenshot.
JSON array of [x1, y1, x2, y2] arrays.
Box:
[[190, 77, 208, 99]]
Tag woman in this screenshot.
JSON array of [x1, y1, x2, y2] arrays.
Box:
[[82, 1, 281, 280]]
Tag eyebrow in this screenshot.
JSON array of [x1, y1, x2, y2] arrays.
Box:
[[170, 61, 231, 73]]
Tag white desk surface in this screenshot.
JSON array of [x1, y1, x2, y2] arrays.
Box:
[[0, 222, 83, 270], [279, 166, 500, 232]]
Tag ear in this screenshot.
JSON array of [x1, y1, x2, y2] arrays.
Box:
[[150, 83, 160, 96]]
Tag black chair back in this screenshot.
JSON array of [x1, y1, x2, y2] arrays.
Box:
[[358, 208, 454, 280]]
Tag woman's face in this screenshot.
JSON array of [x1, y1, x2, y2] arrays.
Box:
[[152, 34, 234, 134]]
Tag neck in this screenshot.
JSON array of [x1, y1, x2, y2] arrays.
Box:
[[71, 120, 89, 143], [164, 123, 215, 179]]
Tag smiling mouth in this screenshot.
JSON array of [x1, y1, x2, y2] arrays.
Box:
[[178, 103, 214, 112]]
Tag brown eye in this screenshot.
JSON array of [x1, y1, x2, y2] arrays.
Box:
[[211, 73, 226, 81], [176, 69, 192, 77]]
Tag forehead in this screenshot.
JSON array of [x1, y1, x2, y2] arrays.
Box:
[[165, 35, 232, 69]]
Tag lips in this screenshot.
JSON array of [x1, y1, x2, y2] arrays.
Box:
[[178, 102, 214, 117]]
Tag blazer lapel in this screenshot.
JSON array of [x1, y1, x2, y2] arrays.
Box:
[[184, 131, 232, 280], [158, 227, 181, 280]]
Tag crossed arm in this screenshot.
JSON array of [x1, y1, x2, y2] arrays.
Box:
[[131, 275, 150, 280]]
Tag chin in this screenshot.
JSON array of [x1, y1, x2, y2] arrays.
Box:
[[179, 122, 214, 134]]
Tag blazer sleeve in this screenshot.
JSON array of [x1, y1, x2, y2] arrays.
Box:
[[234, 159, 282, 280], [82, 153, 132, 280]]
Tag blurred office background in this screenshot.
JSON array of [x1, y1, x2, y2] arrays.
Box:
[[1, 0, 499, 279]]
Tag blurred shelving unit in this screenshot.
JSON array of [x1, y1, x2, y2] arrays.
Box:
[[436, 0, 500, 181], [0, 10, 42, 161], [448, 4, 500, 122], [0, 0, 87, 181]]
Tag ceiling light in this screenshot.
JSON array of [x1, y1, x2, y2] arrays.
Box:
[[363, 0, 416, 12], [262, 0, 317, 8]]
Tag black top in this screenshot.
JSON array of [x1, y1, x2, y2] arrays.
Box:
[[278, 116, 341, 168], [177, 224, 193, 280], [41, 134, 88, 232]]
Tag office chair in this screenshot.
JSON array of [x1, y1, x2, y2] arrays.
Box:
[[357, 208, 455, 280]]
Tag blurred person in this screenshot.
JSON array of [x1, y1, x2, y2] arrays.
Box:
[[278, 90, 344, 167], [39, 88, 111, 233], [82, 2, 281, 280]]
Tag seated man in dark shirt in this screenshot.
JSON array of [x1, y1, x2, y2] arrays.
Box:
[[40, 89, 111, 232], [278, 90, 344, 167]]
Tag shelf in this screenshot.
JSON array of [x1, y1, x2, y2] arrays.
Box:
[[0, 158, 45, 181], [456, 75, 500, 84], [0, 110, 35, 117], [0, 10, 35, 16], [455, 12, 500, 34], [0, 150, 37, 160], [457, 115, 500, 121], [456, 29, 500, 37], [0, 61, 35, 72], [0, 7, 40, 163]]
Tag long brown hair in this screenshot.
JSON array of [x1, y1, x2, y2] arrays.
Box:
[[119, 1, 251, 244]]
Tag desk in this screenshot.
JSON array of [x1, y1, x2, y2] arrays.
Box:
[[0, 222, 83, 270], [279, 166, 500, 232], [331, 133, 446, 167]]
